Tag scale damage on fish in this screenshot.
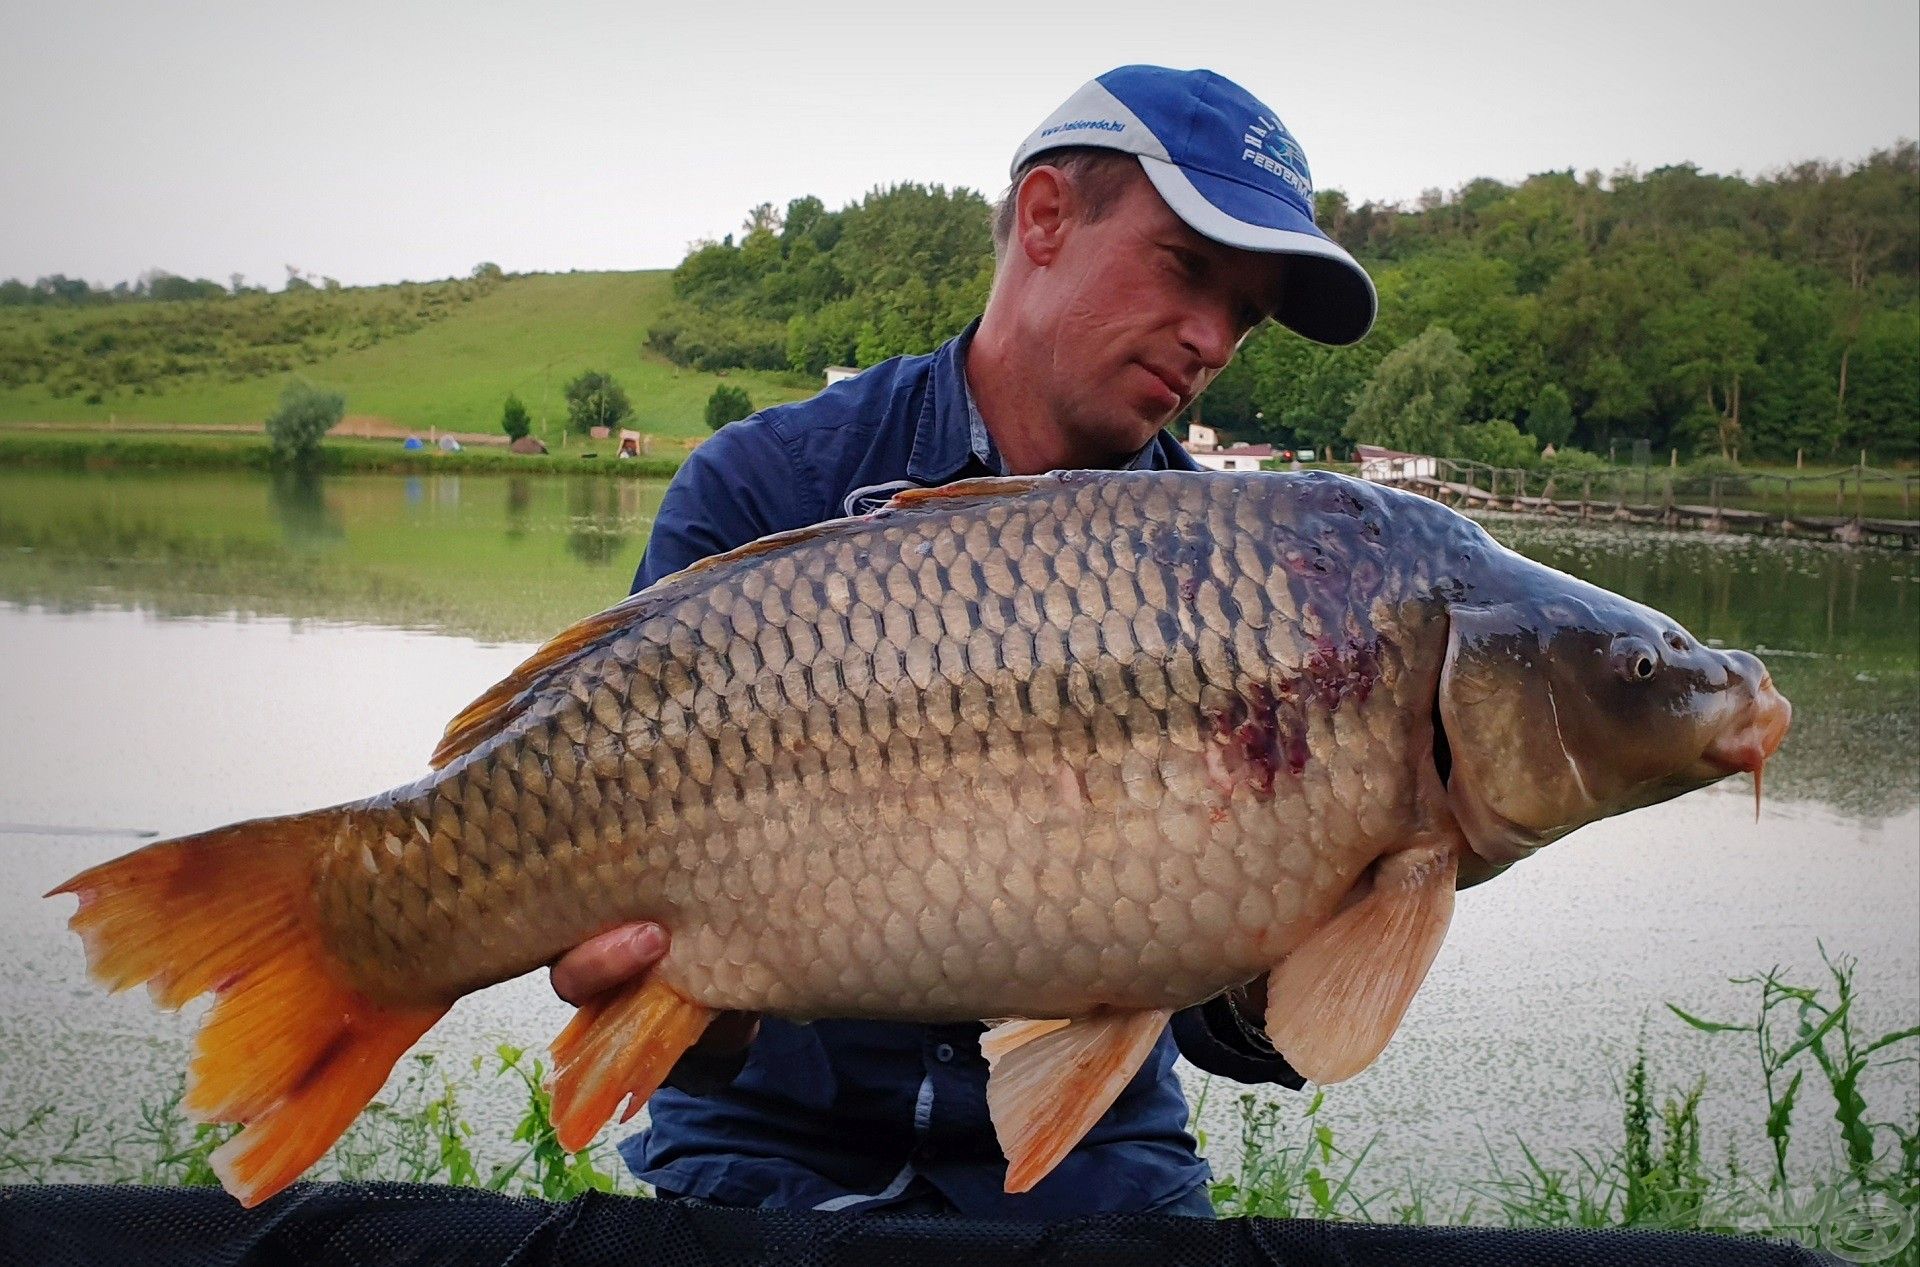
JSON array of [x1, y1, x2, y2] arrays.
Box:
[[49, 470, 1791, 1206]]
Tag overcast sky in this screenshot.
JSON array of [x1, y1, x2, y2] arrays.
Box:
[[2, 0, 1915, 289]]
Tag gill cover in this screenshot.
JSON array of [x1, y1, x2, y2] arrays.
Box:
[[1438, 604, 1573, 867]]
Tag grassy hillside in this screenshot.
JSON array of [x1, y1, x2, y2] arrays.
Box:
[[0, 271, 816, 442]]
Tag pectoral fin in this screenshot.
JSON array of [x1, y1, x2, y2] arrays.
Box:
[[982, 1009, 1172, 1193], [1265, 843, 1458, 1084]]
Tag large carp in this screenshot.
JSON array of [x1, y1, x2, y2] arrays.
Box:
[[52, 471, 1790, 1207]]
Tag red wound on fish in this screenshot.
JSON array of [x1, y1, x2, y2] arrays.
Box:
[[1206, 640, 1383, 801]]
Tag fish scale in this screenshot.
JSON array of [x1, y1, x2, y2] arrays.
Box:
[[316, 471, 1434, 1016]]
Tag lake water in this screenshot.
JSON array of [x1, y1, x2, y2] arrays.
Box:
[[1, 468, 1914, 1199]]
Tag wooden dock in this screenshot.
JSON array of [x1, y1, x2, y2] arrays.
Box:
[[1383, 475, 1920, 549]]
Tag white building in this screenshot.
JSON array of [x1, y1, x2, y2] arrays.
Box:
[[824, 365, 861, 388], [1191, 443, 1274, 473], [1184, 422, 1273, 472], [1355, 444, 1439, 482]]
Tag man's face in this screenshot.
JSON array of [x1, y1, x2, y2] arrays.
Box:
[[1018, 166, 1287, 459]]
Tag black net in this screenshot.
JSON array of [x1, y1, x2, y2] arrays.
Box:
[[0, 1183, 1844, 1266]]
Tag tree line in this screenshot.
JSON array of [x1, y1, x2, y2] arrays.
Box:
[[651, 145, 1918, 463]]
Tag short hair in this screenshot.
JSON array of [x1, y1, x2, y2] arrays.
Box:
[[990, 147, 1142, 260]]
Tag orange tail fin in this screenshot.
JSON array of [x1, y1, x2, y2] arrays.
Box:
[[548, 973, 713, 1153], [47, 810, 447, 1207]]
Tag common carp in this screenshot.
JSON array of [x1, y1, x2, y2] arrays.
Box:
[[51, 470, 1790, 1207]]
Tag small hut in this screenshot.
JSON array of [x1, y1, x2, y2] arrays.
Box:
[[510, 436, 549, 456]]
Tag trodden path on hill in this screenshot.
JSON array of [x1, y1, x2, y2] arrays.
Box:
[[0, 417, 511, 447]]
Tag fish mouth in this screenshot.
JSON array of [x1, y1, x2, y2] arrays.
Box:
[[1702, 672, 1793, 776]]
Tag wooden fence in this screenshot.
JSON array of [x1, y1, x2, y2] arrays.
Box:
[[1365, 458, 1920, 549]]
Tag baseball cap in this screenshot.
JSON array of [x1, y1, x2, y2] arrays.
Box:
[[1011, 65, 1377, 347]]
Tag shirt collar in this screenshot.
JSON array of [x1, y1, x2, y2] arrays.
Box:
[[908, 319, 1195, 483]]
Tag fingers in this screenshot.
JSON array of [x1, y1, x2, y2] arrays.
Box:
[[548, 923, 668, 1006]]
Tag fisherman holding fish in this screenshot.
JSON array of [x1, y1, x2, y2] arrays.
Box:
[[552, 65, 1380, 1218], [51, 66, 1789, 1216]]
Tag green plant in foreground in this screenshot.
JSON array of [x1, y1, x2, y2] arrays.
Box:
[[1668, 948, 1919, 1261], [1194, 954, 1917, 1261], [1196, 1084, 1382, 1220], [2, 962, 1912, 1260]]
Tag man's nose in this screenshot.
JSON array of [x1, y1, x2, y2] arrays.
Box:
[[1179, 304, 1238, 370]]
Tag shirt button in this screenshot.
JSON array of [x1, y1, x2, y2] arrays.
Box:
[[934, 1043, 955, 1063]]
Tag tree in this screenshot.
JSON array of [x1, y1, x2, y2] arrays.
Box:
[[705, 384, 753, 431], [500, 394, 531, 442], [265, 380, 344, 467], [1455, 418, 1539, 468], [1527, 383, 1575, 449], [563, 370, 632, 434], [1345, 326, 1473, 456]]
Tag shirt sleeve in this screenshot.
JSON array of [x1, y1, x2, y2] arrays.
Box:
[[1169, 996, 1306, 1089], [629, 416, 812, 595]]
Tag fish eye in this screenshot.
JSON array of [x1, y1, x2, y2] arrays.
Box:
[[1611, 637, 1660, 683]]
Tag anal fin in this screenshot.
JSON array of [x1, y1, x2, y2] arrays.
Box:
[[1265, 843, 1458, 1084], [548, 972, 714, 1153], [982, 1009, 1172, 1193]]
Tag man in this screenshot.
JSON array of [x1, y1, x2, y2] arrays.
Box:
[[550, 65, 1377, 1217]]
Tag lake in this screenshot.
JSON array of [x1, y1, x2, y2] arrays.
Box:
[[1, 467, 1914, 1199]]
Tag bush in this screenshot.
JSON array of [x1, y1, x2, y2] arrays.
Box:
[[1677, 454, 1753, 496], [1454, 418, 1538, 469], [264, 380, 345, 467], [500, 394, 531, 442], [562, 371, 632, 435], [1539, 447, 1611, 474], [704, 384, 752, 432]]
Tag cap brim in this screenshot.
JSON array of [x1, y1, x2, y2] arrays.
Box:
[[1138, 156, 1377, 346]]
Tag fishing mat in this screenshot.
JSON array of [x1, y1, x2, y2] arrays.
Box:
[[0, 1182, 1846, 1266]]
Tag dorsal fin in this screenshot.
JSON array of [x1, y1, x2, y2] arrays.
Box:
[[429, 474, 1063, 769], [429, 517, 878, 769], [884, 474, 1058, 510]]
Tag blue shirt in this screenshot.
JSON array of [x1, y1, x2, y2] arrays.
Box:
[[619, 323, 1302, 1218]]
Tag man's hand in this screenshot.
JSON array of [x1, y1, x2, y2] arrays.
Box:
[[549, 923, 762, 1094]]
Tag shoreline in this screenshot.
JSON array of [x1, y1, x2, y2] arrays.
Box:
[[0, 429, 685, 480]]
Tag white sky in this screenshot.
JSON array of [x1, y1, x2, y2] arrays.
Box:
[[2, 0, 1916, 289]]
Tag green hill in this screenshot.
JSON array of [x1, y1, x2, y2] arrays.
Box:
[[0, 271, 816, 443]]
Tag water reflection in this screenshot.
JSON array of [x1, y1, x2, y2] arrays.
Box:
[[0, 471, 1909, 818], [268, 469, 342, 548], [565, 478, 629, 567], [505, 477, 532, 541]]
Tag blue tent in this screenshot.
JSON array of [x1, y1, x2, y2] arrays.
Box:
[[402, 436, 425, 451]]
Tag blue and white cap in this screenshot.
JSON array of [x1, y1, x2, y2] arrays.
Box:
[[1012, 65, 1376, 346]]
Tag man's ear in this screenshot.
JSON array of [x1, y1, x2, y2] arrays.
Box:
[[1015, 166, 1071, 267]]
